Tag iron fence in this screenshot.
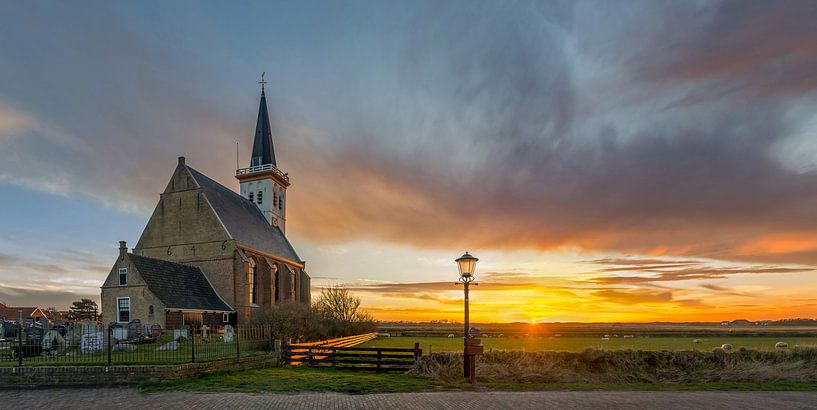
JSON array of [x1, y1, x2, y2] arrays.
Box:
[[0, 321, 273, 367]]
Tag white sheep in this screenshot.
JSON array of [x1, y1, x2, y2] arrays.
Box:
[[447, 334, 455, 338], [775, 342, 788, 349], [721, 343, 733, 351], [693, 339, 702, 344]]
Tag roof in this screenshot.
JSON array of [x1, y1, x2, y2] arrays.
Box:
[[186, 166, 303, 264], [250, 89, 276, 167], [0, 304, 46, 320], [128, 254, 233, 312]]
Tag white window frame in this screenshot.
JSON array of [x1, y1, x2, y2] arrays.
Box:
[[118, 267, 127, 286], [116, 297, 131, 323], [222, 312, 229, 323]]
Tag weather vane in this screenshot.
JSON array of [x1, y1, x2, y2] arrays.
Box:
[[259, 72, 267, 91]]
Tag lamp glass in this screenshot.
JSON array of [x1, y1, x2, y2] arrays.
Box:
[[456, 252, 478, 278]]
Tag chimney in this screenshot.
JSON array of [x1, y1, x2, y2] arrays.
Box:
[[119, 241, 127, 260], [178, 156, 186, 166]]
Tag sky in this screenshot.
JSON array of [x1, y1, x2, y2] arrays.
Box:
[[1, 0, 817, 322]]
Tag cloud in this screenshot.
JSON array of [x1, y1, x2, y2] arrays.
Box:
[[0, 284, 97, 311], [591, 289, 673, 305]]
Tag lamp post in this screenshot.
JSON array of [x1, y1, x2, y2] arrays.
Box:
[[456, 251, 480, 383]]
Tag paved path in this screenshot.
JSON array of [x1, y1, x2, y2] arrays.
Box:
[[2, 388, 817, 409]]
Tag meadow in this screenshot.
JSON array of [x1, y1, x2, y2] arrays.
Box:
[[361, 336, 817, 353]]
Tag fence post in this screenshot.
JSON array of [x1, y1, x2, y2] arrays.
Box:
[[274, 339, 282, 366], [235, 325, 240, 360], [414, 342, 421, 361], [17, 322, 23, 367], [191, 327, 196, 363], [376, 349, 382, 373], [107, 325, 112, 366]]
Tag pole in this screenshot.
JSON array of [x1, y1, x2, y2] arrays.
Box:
[[107, 325, 112, 366], [17, 310, 23, 367], [463, 281, 470, 381], [191, 327, 196, 363], [236, 326, 240, 360]]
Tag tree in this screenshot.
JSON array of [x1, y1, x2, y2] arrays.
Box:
[[314, 286, 363, 323], [68, 299, 98, 321]]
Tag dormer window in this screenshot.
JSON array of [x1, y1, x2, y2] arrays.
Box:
[[248, 192, 254, 202], [257, 191, 263, 205], [118, 268, 127, 286]]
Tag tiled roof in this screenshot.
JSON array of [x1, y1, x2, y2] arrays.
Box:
[[186, 166, 302, 263], [0, 304, 43, 320], [128, 254, 232, 312]]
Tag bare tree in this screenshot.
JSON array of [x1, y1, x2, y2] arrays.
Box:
[[314, 285, 364, 323]]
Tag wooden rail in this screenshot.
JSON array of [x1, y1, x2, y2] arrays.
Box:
[[284, 333, 421, 371]]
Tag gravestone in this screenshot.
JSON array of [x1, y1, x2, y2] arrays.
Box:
[[173, 327, 189, 341], [150, 324, 162, 339], [37, 316, 50, 333], [128, 320, 143, 339], [41, 330, 66, 355], [156, 340, 179, 351], [80, 331, 104, 353], [222, 325, 234, 343], [111, 324, 127, 341]]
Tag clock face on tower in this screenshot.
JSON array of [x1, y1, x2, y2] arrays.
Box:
[[272, 217, 279, 226]]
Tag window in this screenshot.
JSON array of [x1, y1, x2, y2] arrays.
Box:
[[278, 195, 283, 210], [117, 297, 130, 323], [273, 193, 277, 208], [248, 192, 254, 202], [248, 259, 257, 305], [148, 305, 154, 319], [118, 268, 127, 286], [257, 191, 263, 204], [222, 312, 229, 323]]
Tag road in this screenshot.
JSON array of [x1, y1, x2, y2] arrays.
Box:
[[2, 388, 816, 409]]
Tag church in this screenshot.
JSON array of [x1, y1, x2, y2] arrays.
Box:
[[100, 83, 311, 329]]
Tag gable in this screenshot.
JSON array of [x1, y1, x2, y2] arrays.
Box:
[[134, 160, 232, 255]]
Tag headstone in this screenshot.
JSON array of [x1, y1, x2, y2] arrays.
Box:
[[222, 325, 234, 343], [111, 324, 127, 341], [41, 330, 66, 355], [128, 320, 142, 339], [80, 331, 104, 353], [37, 316, 50, 333], [150, 324, 162, 338], [173, 328, 189, 341], [79, 320, 97, 335], [156, 341, 179, 351], [113, 343, 137, 351]]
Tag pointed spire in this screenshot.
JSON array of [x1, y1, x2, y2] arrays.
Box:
[[250, 73, 276, 167]]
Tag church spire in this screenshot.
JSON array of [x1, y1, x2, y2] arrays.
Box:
[[250, 73, 276, 167]]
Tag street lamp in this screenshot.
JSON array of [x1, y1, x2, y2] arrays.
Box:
[[456, 251, 482, 383]]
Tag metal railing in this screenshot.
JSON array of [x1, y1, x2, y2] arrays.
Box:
[[235, 163, 289, 182], [0, 323, 272, 367]]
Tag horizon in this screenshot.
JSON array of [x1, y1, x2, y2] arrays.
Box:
[[2, 1, 817, 323]]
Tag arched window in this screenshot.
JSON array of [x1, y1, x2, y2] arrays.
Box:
[[248, 192, 254, 202], [278, 195, 283, 210], [257, 191, 263, 205], [148, 305, 155, 319], [248, 259, 257, 305], [273, 193, 277, 208]]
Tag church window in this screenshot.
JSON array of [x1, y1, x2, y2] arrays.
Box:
[[117, 297, 130, 323], [279, 195, 283, 210], [248, 259, 257, 305], [248, 192, 254, 202], [257, 191, 263, 205], [118, 268, 127, 286], [273, 193, 277, 208], [222, 312, 229, 323], [148, 305, 154, 319]]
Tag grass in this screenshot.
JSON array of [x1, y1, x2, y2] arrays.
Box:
[[139, 365, 817, 394], [362, 336, 817, 353], [141, 366, 447, 394]]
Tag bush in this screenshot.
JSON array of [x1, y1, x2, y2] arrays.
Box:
[[412, 347, 817, 384]]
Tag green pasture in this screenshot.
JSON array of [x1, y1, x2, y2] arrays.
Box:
[[360, 336, 817, 353]]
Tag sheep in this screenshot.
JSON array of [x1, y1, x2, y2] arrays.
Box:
[[623, 335, 634, 339], [693, 339, 703, 344], [721, 343, 733, 351], [601, 337, 610, 341], [447, 334, 455, 338], [775, 342, 788, 349]]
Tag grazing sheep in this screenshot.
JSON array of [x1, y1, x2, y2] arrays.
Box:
[[601, 337, 610, 341], [775, 342, 788, 349], [693, 339, 702, 344], [447, 334, 455, 338], [721, 343, 733, 351], [623, 335, 634, 339]]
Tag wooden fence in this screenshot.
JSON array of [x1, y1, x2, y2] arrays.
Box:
[[284, 333, 421, 372]]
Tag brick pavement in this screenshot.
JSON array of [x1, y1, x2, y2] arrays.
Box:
[[2, 388, 816, 409]]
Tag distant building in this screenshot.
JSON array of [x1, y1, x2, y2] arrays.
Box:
[[0, 303, 49, 321], [101, 83, 311, 329]]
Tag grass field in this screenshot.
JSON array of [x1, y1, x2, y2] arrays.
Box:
[[361, 336, 817, 352]]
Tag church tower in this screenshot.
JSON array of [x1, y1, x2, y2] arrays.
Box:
[[236, 79, 290, 233]]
